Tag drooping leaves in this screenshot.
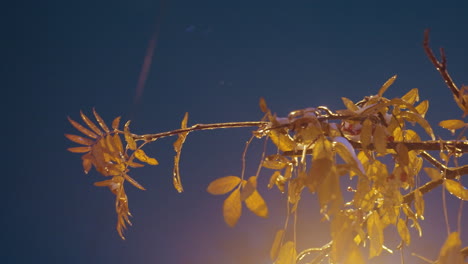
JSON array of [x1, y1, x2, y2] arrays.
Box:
[[270, 229, 285, 260], [244, 190, 269, 218], [275, 241, 296, 264], [438, 232, 464, 264]]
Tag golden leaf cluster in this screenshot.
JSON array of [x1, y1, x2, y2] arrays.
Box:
[[66, 109, 158, 239]]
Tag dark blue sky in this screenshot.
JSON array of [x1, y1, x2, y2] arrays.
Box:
[[8, 0, 468, 263]]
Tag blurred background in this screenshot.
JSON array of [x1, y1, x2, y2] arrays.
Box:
[[6, 0, 467, 263]]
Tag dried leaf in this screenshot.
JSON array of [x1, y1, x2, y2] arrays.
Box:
[[245, 190, 269, 218], [342, 97, 359, 112], [438, 232, 464, 264], [275, 241, 296, 264], [270, 229, 285, 260], [444, 180, 468, 201], [367, 211, 384, 258], [124, 121, 137, 150], [378, 75, 397, 97], [67, 146, 91, 153], [113, 134, 124, 153], [397, 218, 410, 246], [240, 176, 257, 201], [93, 108, 110, 133], [373, 125, 387, 155], [173, 112, 189, 193], [439, 119, 465, 131], [134, 149, 158, 165], [207, 176, 241, 195], [424, 167, 442, 180], [65, 134, 94, 146], [112, 116, 121, 130], [401, 88, 419, 105], [223, 188, 242, 227], [80, 110, 103, 136], [68, 117, 98, 139]]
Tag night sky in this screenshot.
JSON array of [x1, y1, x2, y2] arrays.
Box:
[[8, 0, 468, 263]]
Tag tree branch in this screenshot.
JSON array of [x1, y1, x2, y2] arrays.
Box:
[[423, 29, 460, 98]]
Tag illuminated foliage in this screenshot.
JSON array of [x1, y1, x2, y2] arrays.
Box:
[[66, 30, 468, 262]]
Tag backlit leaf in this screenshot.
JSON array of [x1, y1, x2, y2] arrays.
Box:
[[68, 117, 98, 139], [342, 97, 359, 112], [67, 146, 91, 153], [80, 110, 103, 136], [415, 100, 429, 117], [397, 218, 410, 246], [245, 190, 268, 218], [65, 134, 94, 146], [438, 232, 464, 264], [134, 149, 158, 165], [378, 75, 397, 97], [424, 167, 442, 180], [112, 116, 121, 130], [207, 176, 241, 195], [400, 111, 435, 140], [367, 211, 384, 258], [270, 229, 285, 260], [396, 143, 409, 166], [275, 241, 296, 264], [124, 121, 137, 150], [439, 119, 465, 131], [223, 188, 242, 227], [333, 136, 365, 176], [444, 180, 468, 201], [93, 108, 110, 133], [401, 88, 419, 105]]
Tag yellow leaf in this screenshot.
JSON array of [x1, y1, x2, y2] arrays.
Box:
[[439, 119, 466, 131], [93, 108, 110, 133], [270, 229, 285, 260], [112, 116, 121, 130], [240, 176, 257, 201], [68, 116, 98, 139], [367, 211, 384, 258], [400, 111, 435, 140], [397, 218, 410, 246], [65, 134, 94, 146], [207, 176, 241, 195], [373, 124, 387, 155], [172, 112, 189, 193], [134, 149, 158, 165], [438, 232, 464, 264], [245, 190, 269, 218], [268, 129, 295, 152], [275, 241, 296, 264], [223, 188, 242, 227], [415, 100, 429, 117], [360, 119, 373, 149], [424, 167, 442, 180], [124, 121, 137, 150], [414, 189, 425, 219], [263, 154, 288, 170], [342, 97, 359, 112], [444, 180, 468, 201], [344, 244, 365, 264], [80, 110, 103, 136], [124, 173, 146, 190], [401, 88, 419, 105], [333, 136, 365, 176], [378, 75, 397, 97], [67, 146, 91, 153]]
